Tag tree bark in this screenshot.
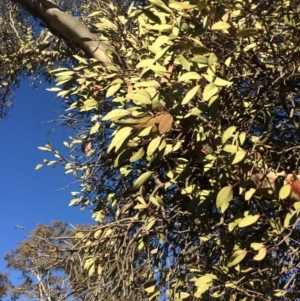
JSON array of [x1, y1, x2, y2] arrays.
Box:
[[11, 0, 113, 66]]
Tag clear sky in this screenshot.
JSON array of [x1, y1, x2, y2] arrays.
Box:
[[0, 80, 93, 276]]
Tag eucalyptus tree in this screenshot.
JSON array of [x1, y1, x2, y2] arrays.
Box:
[[2, 0, 300, 300]]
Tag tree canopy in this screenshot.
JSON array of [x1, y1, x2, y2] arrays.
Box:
[[2, 0, 300, 300]]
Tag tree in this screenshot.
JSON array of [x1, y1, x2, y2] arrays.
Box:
[[4, 222, 148, 301], [2, 0, 300, 300], [0, 273, 12, 301]]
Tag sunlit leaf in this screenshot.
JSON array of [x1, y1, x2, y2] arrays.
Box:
[[182, 85, 199, 105], [238, 214, 260, 228], [227, 249, 247, 267], [178, 72, 201, 82], [147, 137, 161, 157], [216, 186, 233, 213], [102, 109, 130, 121], [211, 21, 230, 30], [232, 150, 246, 165], [222, 126, 236, 143], [279, 184, 291, 200], [203, 83, 218, 101], [132, 171, 153, 190], [253, 247, 267, 261]]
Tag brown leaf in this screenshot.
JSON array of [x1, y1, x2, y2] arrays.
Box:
[[158, 113, 173, 134]]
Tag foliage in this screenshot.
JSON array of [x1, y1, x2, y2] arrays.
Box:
[[3, 0, 300, 300], [4, 222, 147, 301], [0, 0, 115, 119], [0, 273, 11, 301]]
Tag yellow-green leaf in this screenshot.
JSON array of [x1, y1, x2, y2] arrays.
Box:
[[106, 84, 121, 97], [133, 171, 153, 190], [222, 126, 236, 143], [223, 144, 238, 153], [130, 147, 145, 162], [147, 137, 161, 157], [232, 150, 246, 165], [251, 242, 264, 251], [182, 85, 199, 105], [178, 72, 201, 82], [211, 21, 231, 30], [216, 186, 233, 212], [245, 188, 256, 201], [237, 28, 258, 37], [73, 55, 88, 65], [238, 214, 260, 228], [227, 249, 247, 267], [102, 109, 130, 121], [203, 83, 218, 101], [69, 198, 82, 206], [146, 216, 156, 230], [90, 122, 100, 135], [149, 0, 173, 14], [279, 184, 291, 200], [253, 247, 267, 261]]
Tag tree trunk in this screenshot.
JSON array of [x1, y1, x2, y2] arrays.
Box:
[[11, 0, 113, 65]]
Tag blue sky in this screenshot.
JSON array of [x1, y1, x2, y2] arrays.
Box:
[[0, 80, 93, 276]]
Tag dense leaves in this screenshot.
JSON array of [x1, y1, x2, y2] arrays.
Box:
[[2, 0, 300, 300]]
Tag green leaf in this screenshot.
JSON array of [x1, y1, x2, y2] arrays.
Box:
[[73, 55, 88, 65], [149, 0, 173, 14], [253, 247, 267, 261], [251, 242, 264, 251], [137, 59, 156, 68], [150, 195, 162, 207], [90, 122, 100, 135], [108, 127, 132, 153], [46, 87, 62, 92], [223, 144, 238, 153], [214, 77, 232, 86], [175, 292, 190, 299], [132, 171, 153, 190], [203, 83, 218, 101], [237, 28, 258, 37], [208, 53, 218, 65], [191, 55, 208, 66], [38, 146, 52, 152], [245, 188, 256, 201], [231, 150, 246, 165], [227, 249, 247, 267], [147, 137, 162, 157], [106, 84, 121, 97], [182, 85, 199, 105], [145, 285, 156, 293], [179, 54, 191, 71], [284, 212, 292, 227], [69, 198, 82, 206], [81, 98, 98, 111], [279, 184, 291, 200], [211, 21, 230, 30], [142, 9, 161, 24], [102, 109, 130, 121], [216, 186, 233, 213], [146, 216, 156, 230], [127, 92, 152, 105], [238, 214, 260, 228], [130, 147, 145, 162], [222, 126, 236, 143], [178, 72, 201, 82]]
